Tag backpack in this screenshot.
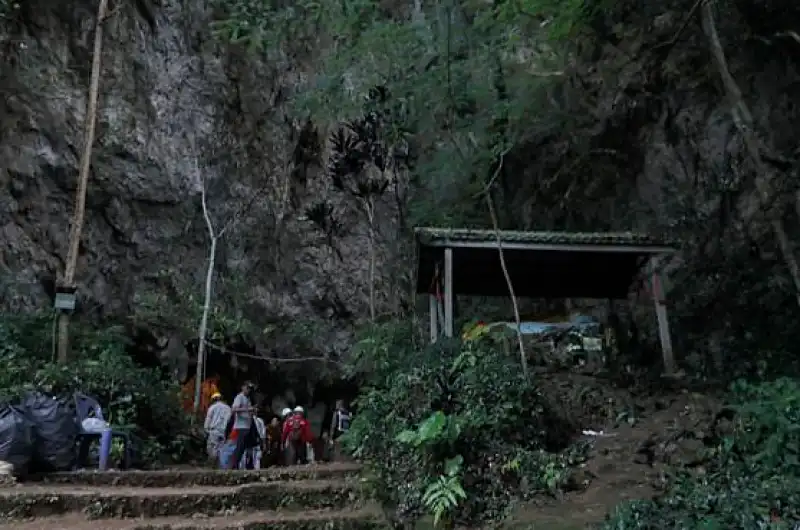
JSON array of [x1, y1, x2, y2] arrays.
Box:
[[223, 414, 235, 440], [287, 416, 303, 443], [244, 418, 261, 449], [335, 410, 350, 433]]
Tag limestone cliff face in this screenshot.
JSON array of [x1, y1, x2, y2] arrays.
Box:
[[1, 0, 798, 370], [0, 0, 403, 362]]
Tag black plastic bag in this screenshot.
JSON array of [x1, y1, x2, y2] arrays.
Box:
[[0, 404, 34, 474], [21, 392, 78, 472]]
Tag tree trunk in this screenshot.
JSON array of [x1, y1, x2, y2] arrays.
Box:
[[193, 236, 217, 416], [56, 0, 109, 363], [485, 189, 528, 378]]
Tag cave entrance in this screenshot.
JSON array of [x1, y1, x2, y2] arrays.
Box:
[[414, 227, 677, 374], [186, 340, 359, 436]]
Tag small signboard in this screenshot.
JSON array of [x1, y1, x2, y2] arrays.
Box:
[[54, 292, 76, 312]]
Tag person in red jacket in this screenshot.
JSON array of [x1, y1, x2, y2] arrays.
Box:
[[282, 406, 313, 465]]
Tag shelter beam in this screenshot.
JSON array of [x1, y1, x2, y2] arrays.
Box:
[[444, 248, 453, 337], [422, 240, 675, 254]]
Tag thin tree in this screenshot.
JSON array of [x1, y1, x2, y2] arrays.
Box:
[[478, 149, 528, 378], [190, 156, 264, 415], [56, 0, 109, 363]]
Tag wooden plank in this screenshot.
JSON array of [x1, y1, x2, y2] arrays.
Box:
[[649, 258, 676, 374]]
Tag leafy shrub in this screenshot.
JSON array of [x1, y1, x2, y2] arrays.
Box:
[[0, 313, 197, 465], [341, 322, 577, 527], [601, 378, 800, 529]]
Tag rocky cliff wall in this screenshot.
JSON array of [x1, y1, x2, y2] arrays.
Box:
[[1, 0, 799, 372], [0, 0, 404, 364]]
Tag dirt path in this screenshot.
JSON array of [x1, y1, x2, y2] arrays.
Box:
[[508, 375, 721, 528]]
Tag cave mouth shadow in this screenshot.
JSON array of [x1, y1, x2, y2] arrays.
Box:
[[185, 339, 361, 434], [127, 329, 363, 436]]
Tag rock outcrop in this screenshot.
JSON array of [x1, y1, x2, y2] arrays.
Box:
[[0, 0, 402, 363]]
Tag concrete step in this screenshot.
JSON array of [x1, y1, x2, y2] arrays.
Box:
[[0, 479, 367, 520], [0, 507, 386, 530], [32, 464, 363, 488]]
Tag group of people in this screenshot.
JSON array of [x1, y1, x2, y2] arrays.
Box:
[[203, 381, 351, 470]]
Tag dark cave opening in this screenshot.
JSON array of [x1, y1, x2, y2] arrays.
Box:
[[127, 328, 362, 437], [180, 337, 361, 434]]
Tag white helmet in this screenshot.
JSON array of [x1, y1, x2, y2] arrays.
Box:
[[293, 405, 304, 414], [281, 407, 292, 417]]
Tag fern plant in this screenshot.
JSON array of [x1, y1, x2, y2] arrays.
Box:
[[422, 455, 468, 527]]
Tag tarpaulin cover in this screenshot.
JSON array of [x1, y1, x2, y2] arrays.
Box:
[[21, 392, 78, 472], [0, 404, 34, 474]]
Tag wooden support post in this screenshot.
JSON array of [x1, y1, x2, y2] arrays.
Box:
[[444, 247, 454, 337], [649, 257, 676, 375], [429, 294, 439, 343]]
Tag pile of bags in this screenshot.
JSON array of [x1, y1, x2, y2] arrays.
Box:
[[0, 392, 79, 477]]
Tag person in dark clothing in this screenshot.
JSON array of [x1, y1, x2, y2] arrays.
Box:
[[329, 399, 351, 461], [265, 415, 282, 467], [239, 417, 263, 469]]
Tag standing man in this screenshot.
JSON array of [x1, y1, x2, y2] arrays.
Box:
[[329, 399, 351, 461], [228, 381, 256, 470], [203, 392, 231, 461]]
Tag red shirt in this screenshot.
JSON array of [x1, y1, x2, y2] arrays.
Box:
[[281, 414, 313, 444]]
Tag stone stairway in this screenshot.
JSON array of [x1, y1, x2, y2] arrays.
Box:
[[0, 463, 384, 530]]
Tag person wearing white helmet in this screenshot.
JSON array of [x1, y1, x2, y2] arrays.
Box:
[[282, 405, 313, 465]]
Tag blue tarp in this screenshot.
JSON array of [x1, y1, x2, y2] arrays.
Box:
[[498, 315, 599, 335]]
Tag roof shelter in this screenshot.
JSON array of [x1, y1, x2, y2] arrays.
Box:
[[415, 227, 677, 374]]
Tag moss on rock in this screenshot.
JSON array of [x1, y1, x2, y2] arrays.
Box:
[[36, 464, 362, 488], [0, 480, 367, 520], [132, 513, 387, 530]]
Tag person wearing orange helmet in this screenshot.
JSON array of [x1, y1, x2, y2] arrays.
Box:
[[203, 392, 230, 460]]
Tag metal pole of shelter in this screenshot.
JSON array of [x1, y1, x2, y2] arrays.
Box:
[[444, 247, 454, 337], [429, 294, 439, 342], [649, 256, 676, 374]]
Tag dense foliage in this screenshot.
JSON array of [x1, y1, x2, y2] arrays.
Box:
[[0, 313, 198, 465], [210, 0, 602, 231], [340, 323, 581, 527], [602, 378, 800, 529], [208, 0, 800, 384]]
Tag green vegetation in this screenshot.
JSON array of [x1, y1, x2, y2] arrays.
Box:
[[210, 0, 606, 228], [203, 0, 800, 527], [602, 378, 800, 529], [340, 322, 584, 527], [0, 313, 199, 466], [338, 319, 800, 528], [5, 0, 800, 527]]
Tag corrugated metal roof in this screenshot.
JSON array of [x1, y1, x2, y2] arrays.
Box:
[[414, 227, 671, 248]]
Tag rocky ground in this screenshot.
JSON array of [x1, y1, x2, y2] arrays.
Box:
[[508, 372, 722, 528]]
